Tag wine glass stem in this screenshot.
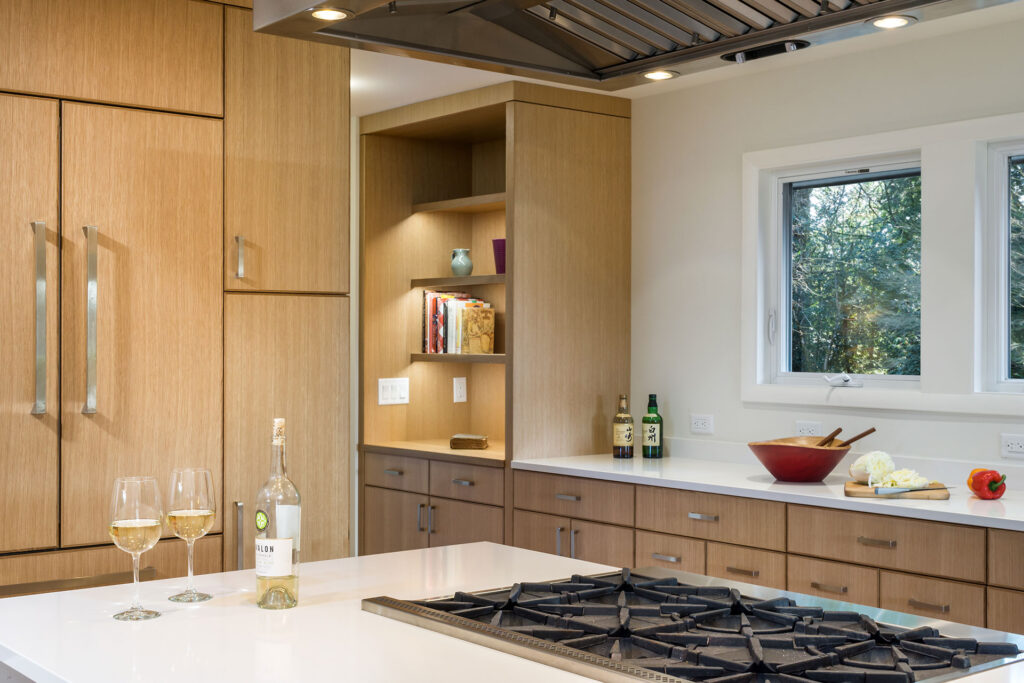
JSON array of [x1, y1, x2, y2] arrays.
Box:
[[131, 552, 142, 611], [186, 540, 195, 593]]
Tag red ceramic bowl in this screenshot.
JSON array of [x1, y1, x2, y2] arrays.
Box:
[[747, 436, 850, 482]]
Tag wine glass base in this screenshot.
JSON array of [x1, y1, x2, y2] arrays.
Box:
[[168, 590, 212, 603], [113, 607, 161, 621]]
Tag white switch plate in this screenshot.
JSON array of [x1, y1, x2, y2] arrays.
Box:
[[453, 377, 467, 403], [795, 421, 823, 437], [378, 378, 410, 405], [1001, 433, 1024, 459], [690, 414, 714, 435]]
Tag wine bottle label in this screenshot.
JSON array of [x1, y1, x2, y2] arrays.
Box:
[[276, 504, 301, 552], [613, 424, 633, 446], [255, 538, 293, 577], [644, 423, 661, 447]]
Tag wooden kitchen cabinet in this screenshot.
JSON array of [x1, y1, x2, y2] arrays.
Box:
[[60, 103, 222, 548], [706, 542, 786, 590], [880, 571, 985, 628], [787, 555, 879, 606], [513, 470, 634, 527], [224, 7, 350, 293], [363, 487, 429, 556], [987, 587, 1024, 634], [988, 529, 1024, 590], [635, 531, 705, 573], [224, 294, 350, 569], [430, 461, 504, 507], [0, 94, 59, 554], [513, 509, 572, 557], [0, 0, 222, 116], [429, 498, 504, 547], [364, 452, 429, 493], [570, 520, 634, 568]]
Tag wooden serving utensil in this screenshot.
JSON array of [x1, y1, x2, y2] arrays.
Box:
[[837, 427, 876, 448], [816, 428, 842, 447]]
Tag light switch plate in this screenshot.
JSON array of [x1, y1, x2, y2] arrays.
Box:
[[453, 377, 467, 403], [378, 378, 410, 405]]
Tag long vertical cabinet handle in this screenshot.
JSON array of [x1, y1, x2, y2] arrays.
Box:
[[234, 235, 245, 279], [81, 225, 98, 415], [416, 503, 425, 532], [234, 502, 244, 570], [555, 527, 564, 556], [570, 529, 578, 559], [30, 221, 47, 415], [427, 506, 435, 534]]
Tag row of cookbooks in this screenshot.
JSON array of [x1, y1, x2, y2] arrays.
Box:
[[423, 291, 496, 354]]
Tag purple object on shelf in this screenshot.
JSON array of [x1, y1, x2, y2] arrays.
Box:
[[492, 238, 506, 275]]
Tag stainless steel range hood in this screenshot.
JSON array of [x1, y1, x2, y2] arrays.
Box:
[[254, 0, 1014, 89]]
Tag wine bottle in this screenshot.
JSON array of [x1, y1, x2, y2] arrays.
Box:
[[255, 418, 301, 609], [642, 394, 663, 459], [612, 394, 634, 459]]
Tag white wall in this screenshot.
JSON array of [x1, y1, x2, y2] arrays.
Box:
[[631, 3, 1024, 463]]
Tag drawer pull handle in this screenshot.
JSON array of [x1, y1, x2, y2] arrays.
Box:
[[811, 581, 848, 595], [555, 527, 564, 556], [857, 536, 896, 549], [234, 235, 245, 279], [908, 598, 950, 614], [688, 512, 719, 522], [452, 478, 474, 487], [652, 553, 680, 563], [383, 469, 403, 476], [726, 566, 759, 578], [555, 494, 581, 502]]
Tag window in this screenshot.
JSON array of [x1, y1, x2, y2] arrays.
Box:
[[1009, 155, 1024, 378], [767, 161, 922, 385]]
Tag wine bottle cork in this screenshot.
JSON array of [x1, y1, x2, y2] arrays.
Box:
[[272, 418, 286, 445]]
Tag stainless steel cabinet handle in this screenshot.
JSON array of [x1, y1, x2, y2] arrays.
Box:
[[234, 235, 245, 278], [570, 529, 578, 559], [555, 527, 564, 556], [452, 479, 474, 487], [82, 225, 98, 415], [555, 494, 581, 502], [908, 598, 950, 614], [652, 553, 680, 563], [857, 536, 897, 549], [811, 581, 848, 594], [416, 503, 425, 532], [688, 512, 719, 522], [30, 221, 47, 415], [427, 505, 435, 534], [726, 566, 760, 578], [234, 502, 244, 570], [383, 469, 403, 476]]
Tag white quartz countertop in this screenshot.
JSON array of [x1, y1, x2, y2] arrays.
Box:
[[0, 543, 614, 683], [512, 454, 1024, 531]]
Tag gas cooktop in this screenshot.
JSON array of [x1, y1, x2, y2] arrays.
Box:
[[362, 568, 1024, 683]]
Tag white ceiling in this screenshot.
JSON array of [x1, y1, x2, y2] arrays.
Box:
[[349, 0, 1024, 118]]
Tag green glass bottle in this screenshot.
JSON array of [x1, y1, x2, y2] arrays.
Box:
[[642, 394, 663, 459]]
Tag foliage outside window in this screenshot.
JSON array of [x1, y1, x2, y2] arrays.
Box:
[[1009, 156, 1024, 378], [784, 169, 922, 376]]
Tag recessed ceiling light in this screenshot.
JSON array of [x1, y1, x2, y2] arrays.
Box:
[[644, 70, 679, 81], [870, 15, 916, 29], [311, 8, 349, 21]]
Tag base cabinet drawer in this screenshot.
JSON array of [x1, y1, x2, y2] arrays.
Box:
[[570, 519, 633, 568], [706, 542, 786, 590], [787, 555, 878, 606], [429, 461, 504, 506], [514, 471, 633, 526], [429, 499, 503, 547], [880, 571, 985, 628], [364, 452, 429, 493], [988, 587, 1024, 634], [988, 529, 1024, 589], [637, 487, 785, 551], [635, 531, 705, 573]]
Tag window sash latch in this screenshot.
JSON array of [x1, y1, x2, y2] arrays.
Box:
[[823, 373, 864, 388]]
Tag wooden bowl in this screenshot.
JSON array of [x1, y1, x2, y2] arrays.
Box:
[[747, 436, 850, 482]]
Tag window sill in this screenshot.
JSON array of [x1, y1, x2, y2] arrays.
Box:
[[741, 383, 1024, 417]]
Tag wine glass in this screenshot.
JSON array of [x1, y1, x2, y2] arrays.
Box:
[[166, 468, 216, 602], [109, 476, 163, 621]]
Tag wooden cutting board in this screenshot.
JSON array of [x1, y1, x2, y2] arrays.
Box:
[[844, 481, 950, 500]]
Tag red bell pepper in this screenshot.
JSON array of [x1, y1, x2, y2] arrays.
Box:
[[968, 468, 1007, 500]]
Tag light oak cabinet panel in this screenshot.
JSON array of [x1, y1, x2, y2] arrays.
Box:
[[706, 542, 786, 590], [224, 294, 350, 569], [364, 452, 429, 494], [988, 529, 1024, 590], [787, 555, 879, 606], [0, 94, 59, 554], [513, 509, 572, 557], [635, 531, 705, 573], [513, 471, 634, 526], [363, 487, 429, 556], [637, 487, 786, 551], [570, 520, 633, 568], [429, 499, 503, 547], [880, 571, 985, 628], [60, 103, 222, 547], [224, 7, 350, 293], [430, 461, 504, 506], [987, 587, 1024, 634], [0, 0, 222, 116]]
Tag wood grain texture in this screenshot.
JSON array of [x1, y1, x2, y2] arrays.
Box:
[[364, 440, 506, 465], [571, 519, 634, 568], [787, 555, 879, 606], [429, 498, 503, 547], [412, 193, 506, 214], [210, 0, 252, 5], [0, 94, 59, 553], [60, 103, 222, 547], [224, 7, 349, 293], [509, 102, 630, 461], [707, 542, 786, 590], [224, 294, 350, 569], [362, 486, 428, 555], [844, 481, 949, 499], [880, 570, 985, 628], [514, 470, 634, 526], [513, 509, 571, 557], [787, 505, 986, 583], [429, 460, 504, 506], [636, 487, 786, 551], [363, 452, 429, 494], [987, 587, 1024, 634], [0, 536, 221, 597], [0, 0, 222, 116], [635, 531, 705, 573], [988, 529, 1024, 590]]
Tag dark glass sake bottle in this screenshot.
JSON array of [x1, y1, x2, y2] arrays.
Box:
[[642, 394, 663, 459], [612, 394, 634, 459]]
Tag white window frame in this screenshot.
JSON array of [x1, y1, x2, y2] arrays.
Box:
[[763, 155, 922, 389], [982, 140, 1024, 393]]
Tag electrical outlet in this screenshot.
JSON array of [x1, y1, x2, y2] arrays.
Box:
[[690, 414, 714, 435], [377, 378, 409, 405], [453, 377, 467, 403], [795, 421, 823, 437], [1001, 433, 1024, 459]]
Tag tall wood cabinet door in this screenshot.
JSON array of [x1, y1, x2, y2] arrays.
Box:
[[60, 103, 223, 547], [428, 499, 503, 548], [224, 294, 350, 569], [362, 487, 428, 556], [513, 510, 572, 557], [570, 520, 634, 568], [0, 0, 222, 116], [224, 7, 350, 293], [0, 94, 59, 553]]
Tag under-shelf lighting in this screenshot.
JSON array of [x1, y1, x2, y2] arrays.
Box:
[[643, 69, 679, 81], [311, 7, 349, 21], [870, 15, 916, 29]]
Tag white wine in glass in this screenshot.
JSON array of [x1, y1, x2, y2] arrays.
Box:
[[167, 468, 216, 602], [109, 476, 163, 621]]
